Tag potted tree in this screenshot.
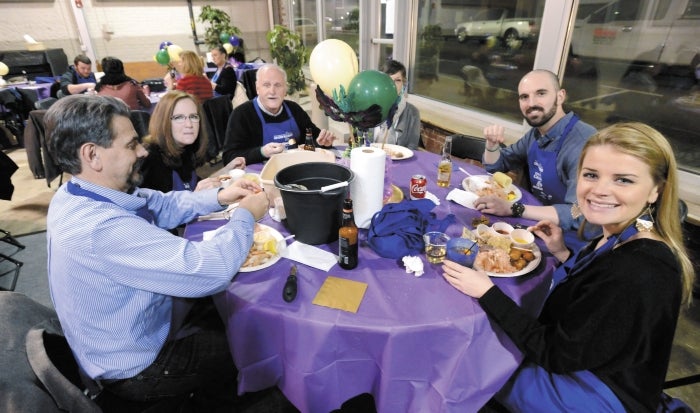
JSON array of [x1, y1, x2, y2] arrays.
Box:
[[267, 25, 308, 96], [199, 5, 242, 51]]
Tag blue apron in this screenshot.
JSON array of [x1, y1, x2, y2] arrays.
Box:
[[66, 181, 153, 223], [498, 221, 646, 412], [172, 169, 198, 191], [527, 114, 579, 205], [211, 64, 231, 97], [253, 98, 301, 146]]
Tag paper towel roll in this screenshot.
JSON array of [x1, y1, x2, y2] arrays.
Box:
[[350, 147, 385, 228]]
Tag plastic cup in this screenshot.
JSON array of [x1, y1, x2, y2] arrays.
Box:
[[423, 232, 450, 264]]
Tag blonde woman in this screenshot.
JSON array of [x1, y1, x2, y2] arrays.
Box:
[[164, 50, 213, 103], [443, 122, 694, 412]]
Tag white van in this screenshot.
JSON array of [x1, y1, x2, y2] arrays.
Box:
[[571, 0, 699, 87]]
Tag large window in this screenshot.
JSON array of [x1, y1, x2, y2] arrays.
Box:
[[412, 1, 544, 124], [565, 0, 700, 173]]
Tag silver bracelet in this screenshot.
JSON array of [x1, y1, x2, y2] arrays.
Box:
[[485, 145, 500, 152]]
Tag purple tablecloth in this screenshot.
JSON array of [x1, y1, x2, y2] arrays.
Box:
[[184, 150, 556, 413]]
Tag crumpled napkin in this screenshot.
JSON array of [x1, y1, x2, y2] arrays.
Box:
[[281, 241, 337, 271], [424, 191, 440, 206], [446, 188, 478, 210], [402, 255, 425, 277]]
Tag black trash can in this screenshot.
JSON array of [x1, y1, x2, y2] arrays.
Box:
[[274, 162, 354, 245]]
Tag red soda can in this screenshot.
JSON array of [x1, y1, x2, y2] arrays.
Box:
[[410, 175, 427, 200]]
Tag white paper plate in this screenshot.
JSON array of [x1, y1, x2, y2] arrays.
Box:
[[461, 175, 522, 203], [474, 245, 541, 278], [239, 224, 284, 272], [371, 143, 414, 160]]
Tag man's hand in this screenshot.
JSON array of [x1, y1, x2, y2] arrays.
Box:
[[217, 178, 262, 205], [238, 191, 269, 221], [261, 142, 285, 158], [474, 195, 511, 216], [316, 129, 335, 147], [483, 124, 505, 150]]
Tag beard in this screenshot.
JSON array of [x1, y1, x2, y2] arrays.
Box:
[[524, 98, 558, 128], [126, 158, 145, 193]]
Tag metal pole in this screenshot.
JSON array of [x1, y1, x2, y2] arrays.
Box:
[[187, 0, 206, 50]]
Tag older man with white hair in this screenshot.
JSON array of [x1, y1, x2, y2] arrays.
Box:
[[221, 63, 336, 165]]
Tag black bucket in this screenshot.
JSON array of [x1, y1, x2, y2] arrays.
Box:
[[274, 162, 354, 245]]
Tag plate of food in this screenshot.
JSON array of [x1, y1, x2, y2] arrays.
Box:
[[371, 143, 414, 160], [240, 224, 284, 272], [473, 244, 541, 277], [461, 174, 522, 203]]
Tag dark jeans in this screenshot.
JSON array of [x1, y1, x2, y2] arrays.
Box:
[[102, 298, 238, 413]]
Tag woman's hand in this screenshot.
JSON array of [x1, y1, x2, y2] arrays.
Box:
[[441, 259, 494, 299], [528, 220, 570, 262], [194, 177, 222, 191], [225, 156, 246, 170]]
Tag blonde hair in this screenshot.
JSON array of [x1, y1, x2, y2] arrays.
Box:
[[178, 51, 205, 76], [578, 122, 695, 306]]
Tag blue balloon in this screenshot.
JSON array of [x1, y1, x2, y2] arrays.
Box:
[[229, 35, 241, 47], [159, 41, 173, 50]]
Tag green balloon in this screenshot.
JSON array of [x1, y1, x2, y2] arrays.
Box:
[[155, 49, 170, 65], [219, 32, 230, 43], [347, 70, 399, 124]]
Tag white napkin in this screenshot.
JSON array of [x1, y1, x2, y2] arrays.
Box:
[[424, 191, 440, 206], [402, 256, 425, 277], [281, 241, 337, 271], [446, 188, 478, 210]]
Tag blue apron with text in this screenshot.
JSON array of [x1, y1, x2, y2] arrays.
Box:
[[253, 98, 300, 146], [172, 169, 198, 191], [527, 114, 579, 205]]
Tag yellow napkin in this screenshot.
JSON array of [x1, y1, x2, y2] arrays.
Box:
[[312, 276, 368, 313]]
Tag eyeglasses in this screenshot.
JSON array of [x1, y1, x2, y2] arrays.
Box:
[[170, 114, 201, 123]]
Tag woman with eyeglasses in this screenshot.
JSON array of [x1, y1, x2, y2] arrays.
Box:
[[141, 91, 245, 194]]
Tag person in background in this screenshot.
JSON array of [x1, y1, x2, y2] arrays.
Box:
[[164, 50, 213, 103], [45, 94, 269, 410], [476, 69, 597, 231], [375, 59, 421, 150], [209, 45, 237, 98], [59, 54, 97, 97], [95, 56, 151, 111], [141, 91, 245, 193], [443, 122, 694, 413], [221, 63, 335, 165]]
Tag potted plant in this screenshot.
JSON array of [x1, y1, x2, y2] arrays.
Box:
[[267, 25, 308, 95], [199, 5, 242, 51], [416, 24, 444, 80]]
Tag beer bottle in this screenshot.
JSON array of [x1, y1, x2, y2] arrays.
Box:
[[338, 198, 358, 269], [436, 135, 453, 187], [303, 128, 315, 151]]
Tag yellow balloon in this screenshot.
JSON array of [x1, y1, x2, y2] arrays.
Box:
[[309, 39, 358, 96], [0, 62, 8, 76], [167, 44, 183, 62], [222, 43, 234, 54]]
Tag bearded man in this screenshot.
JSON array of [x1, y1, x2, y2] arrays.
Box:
[[475, 69, 597, 231]]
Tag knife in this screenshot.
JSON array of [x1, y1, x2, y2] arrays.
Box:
[[283, 264, 298, 302]]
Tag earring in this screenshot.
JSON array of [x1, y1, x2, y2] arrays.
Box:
[[635, 204, 655, 232], [571, 202, 582, 219]]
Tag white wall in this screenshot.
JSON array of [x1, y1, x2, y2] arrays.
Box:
[[0, 0, 272, 64]]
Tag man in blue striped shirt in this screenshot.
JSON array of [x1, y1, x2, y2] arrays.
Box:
[[45, 95, 269, 410]]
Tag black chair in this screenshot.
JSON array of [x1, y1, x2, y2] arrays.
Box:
[[129, 110, 151, 141], [25, 110, 63, 186], [35, 97, 58, 110], [450, 133, 506, 165], [202, 95, 233, 163], [0, 229, 24, 292], [240, 68, 259, 100]]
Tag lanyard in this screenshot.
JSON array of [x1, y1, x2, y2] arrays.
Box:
[[549, 217, 644, 294], [66, 181, 153, 223]]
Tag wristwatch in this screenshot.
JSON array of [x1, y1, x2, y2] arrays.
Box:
[[511, 201, 525, 218]]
